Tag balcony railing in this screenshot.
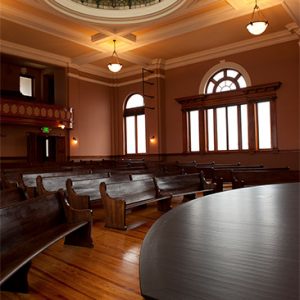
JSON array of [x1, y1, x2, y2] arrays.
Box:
[[0, 98, 73, 129]]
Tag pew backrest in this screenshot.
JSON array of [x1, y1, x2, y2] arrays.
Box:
[[102, 178, 157, 207], [232, 169, 300, 188], [99, 179, 171, 229], [154, 172, 216, 198], [0, 187, 27, 208], [0, 190, 93, 292]]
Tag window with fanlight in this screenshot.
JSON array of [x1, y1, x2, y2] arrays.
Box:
[[179, 64, 279, 153], [124, 93, 146, 154]]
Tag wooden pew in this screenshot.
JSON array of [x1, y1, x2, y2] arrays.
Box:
[[212, 165, 265, 183], [99, 179, 172, 230], [34, 172, 110, 196], [154, 172, 218, 202], [0, 190, 93, 293], [0, 175, 18, 190], [20, 169, 97, 189], [129, 173, 154, 181], [0, 187, 27, 208], [65, 174, 131, 209], [232, 169, 300, 188]]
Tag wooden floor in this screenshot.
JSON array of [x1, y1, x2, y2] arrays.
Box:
[[0, 203, 170, 300]]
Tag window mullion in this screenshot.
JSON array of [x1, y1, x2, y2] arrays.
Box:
[[199, 109, 205, 154], [247, 102, 257, 151], [270, 100, 278, 150], [183, 111, 189, 153]]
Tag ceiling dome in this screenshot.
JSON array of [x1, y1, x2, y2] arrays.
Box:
[[45, 0, 186, 24], [71, 0, 161, 10]]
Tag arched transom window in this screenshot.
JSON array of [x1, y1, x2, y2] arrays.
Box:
[[124, 94, 146, 154], [205, 68, 247, 94]]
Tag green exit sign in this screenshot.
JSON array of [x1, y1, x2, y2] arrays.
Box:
[[41, 127, 50, 134]]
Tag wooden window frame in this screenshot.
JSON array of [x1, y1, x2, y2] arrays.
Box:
[[19, 74, 35, 98], [124, 96, 146, 155], [176, 82, 281, 154]]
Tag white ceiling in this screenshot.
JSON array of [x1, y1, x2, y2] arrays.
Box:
[[0, 0, 299, 77]]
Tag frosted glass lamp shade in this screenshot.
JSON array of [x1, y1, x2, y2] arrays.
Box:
[[108, 63, 122, 73], [247, 21, 268, 35]]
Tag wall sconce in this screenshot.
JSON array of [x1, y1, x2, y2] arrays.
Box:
[[150, 136, 156, 144], [72, 137, 78, 145], [58, 124, 65, 129]]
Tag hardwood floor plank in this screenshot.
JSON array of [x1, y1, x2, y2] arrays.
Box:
[[0, 205, 162, 299], [31, 254, 142, 299]]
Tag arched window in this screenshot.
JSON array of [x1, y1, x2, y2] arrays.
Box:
[[189, 67, 249, 152], [205, 68, 247, 94], [181, 62, 279, 153], [124, 94, 146, 154]]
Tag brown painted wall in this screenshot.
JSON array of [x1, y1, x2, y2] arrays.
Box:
[[0, 124, 67, 159], [164, 41, 299, 155], [68, 77, 112, 158], [1, 41, 299, 170]]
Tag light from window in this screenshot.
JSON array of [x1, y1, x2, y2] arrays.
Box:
[[190, 110, 200, 151], [237, 77, 247, 88], [213, 71, 224, 81], [227, 106, 238, 150], [124, 93, 147, 154], [45, 138, 49, 158], [20, 76, 32, 96], [257, 102, 271, 149], [216, 80, 236, 92], [126, 116, 136, 154], [227, 70, 239, 78], [126, 94, 144, 108], [217, 107, 227, 150], [207, 109, 214, 151], [206, 82, 214, 94], [137, 115, 146, 153], [241, 104, 249, 149]]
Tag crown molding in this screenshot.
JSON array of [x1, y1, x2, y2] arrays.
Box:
[[1, 25, 298, 86], [0, 40, 71, 67], [67, 72, 115, 87]]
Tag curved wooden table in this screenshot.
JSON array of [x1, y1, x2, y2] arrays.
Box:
[[140, 183, 299, 300]]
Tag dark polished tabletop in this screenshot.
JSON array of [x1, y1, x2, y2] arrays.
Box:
[[140, 183, 299, 300]]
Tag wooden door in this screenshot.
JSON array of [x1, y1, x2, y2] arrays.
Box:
[[27, 133, 66, 163]]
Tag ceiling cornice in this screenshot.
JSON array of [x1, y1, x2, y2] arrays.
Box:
[[0, 40, 71, 67], [1, 25, 299, 84]]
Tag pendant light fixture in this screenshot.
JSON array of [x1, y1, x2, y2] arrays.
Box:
[[108, 40, 122, 73], [246, 0, 268, 36]]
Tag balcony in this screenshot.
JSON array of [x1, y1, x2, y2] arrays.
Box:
[[0, 98, 73, 129]]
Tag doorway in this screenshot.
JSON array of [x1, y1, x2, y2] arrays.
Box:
[[27, 133, 66, 163]]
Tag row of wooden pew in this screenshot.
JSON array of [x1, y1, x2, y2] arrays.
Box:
[[0, 167, 218, 293], [1, 160, 299, 294]]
